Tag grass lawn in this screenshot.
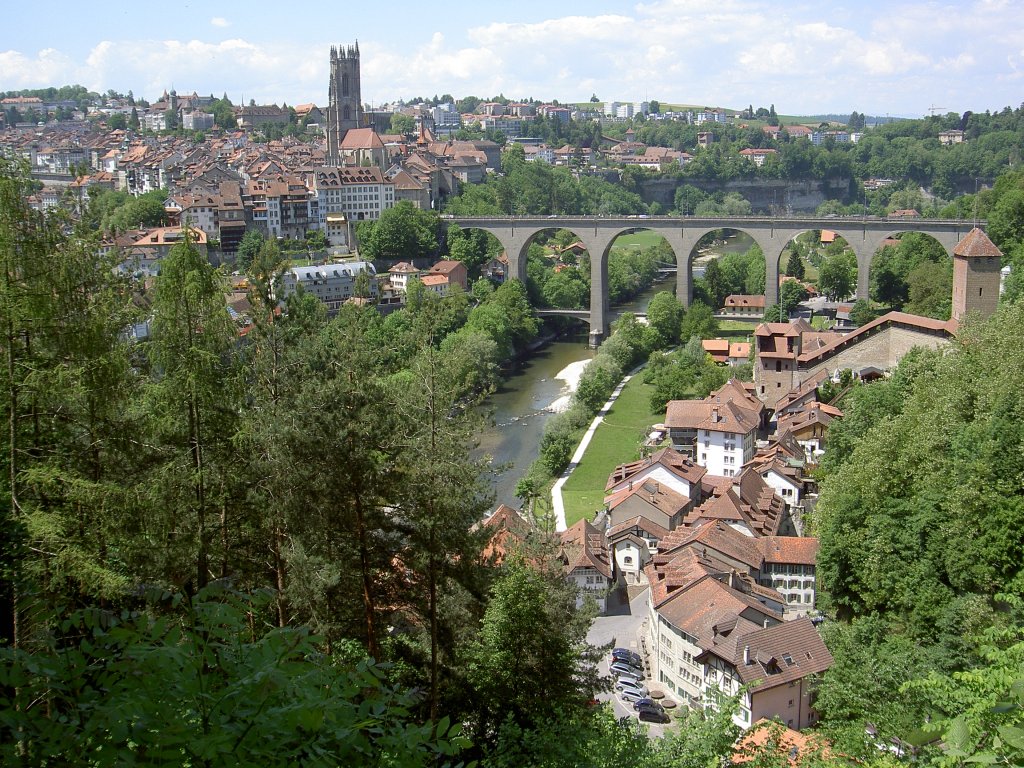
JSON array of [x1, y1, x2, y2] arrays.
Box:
[[561, 373, 662, 527], [611, 230, 667, 251], [717, 319, 760, 340]]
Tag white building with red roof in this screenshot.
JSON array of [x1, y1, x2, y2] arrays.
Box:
[[559, 519, 613, 612]]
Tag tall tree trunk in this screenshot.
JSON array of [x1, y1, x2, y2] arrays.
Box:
[[354, 493, 378, 660]]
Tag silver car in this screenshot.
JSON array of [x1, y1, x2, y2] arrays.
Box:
[[609, 661, 643, 681], [615, 677, 649, 698]]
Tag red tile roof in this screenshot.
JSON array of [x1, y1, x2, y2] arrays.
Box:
[[756, 536, 819, 565]]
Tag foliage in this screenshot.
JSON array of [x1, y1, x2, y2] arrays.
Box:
[[817, 251, 857, 301], [467, 554, 602, 753], [870, 232, 951, 310], [785, 249, 806, 279], [907, 611, 1024, 768], [465, 279, 539, 359], [817, 302, 1024, 630], [646, 290, 685, 346], [848, 298, 877, 326], [779, 280, 809, 314], [0, 587, 471, 767], [358, 201, 441, 261], [679, 299, 719, 342], [814, 616, 943, 760], [94, 187, 168, 232], [645, 337, 731, 411], [236, 228, 265, 272]]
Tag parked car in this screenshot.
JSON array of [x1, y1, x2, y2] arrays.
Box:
[[609, 661, 643, 681], [632, 697, 662, 711], [615, 677, 649, 698], [638, 707, 671, 724], [618, 686, 646, 703], [611, 648, 643, 667]]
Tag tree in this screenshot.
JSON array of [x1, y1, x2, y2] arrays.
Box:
[[390, 113, 416, 136], [128, 106, 140, 130], [0, 159, 138, 646], [353, 268, 372, 300], [817, 253, 856, 301], [143, 228, 239, 591], [0, 587, 472, 766], [848, 298, 876, 326], [467, 554, 602, 752], [235, 229, 265, 272], [762, 304, 787, 322], [107, 112, 127, 131], [679, 299, 718, 342], [785, 250, 805, 279], [700, 259, 729, 309], [779, 280, 809, 315], [903, 261, 952, 319], [361, 202, 440, 262], [646, 290, 685, 345]]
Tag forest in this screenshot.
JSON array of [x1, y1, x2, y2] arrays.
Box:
[[0, 156, 791, 767], [4, 107, 1024, 764]]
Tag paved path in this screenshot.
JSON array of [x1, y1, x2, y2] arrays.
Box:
[[552, 364, 643, 532]]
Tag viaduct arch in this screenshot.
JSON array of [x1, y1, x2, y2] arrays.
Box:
[[451, 216, 975, 345]]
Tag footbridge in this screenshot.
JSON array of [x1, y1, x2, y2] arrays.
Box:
[[450, 215, 976, 345]]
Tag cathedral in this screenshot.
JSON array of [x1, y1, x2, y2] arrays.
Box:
[[326, 42, 363, 165]]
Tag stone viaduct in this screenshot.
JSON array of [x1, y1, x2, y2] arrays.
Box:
[[451, 215, 976, 344]]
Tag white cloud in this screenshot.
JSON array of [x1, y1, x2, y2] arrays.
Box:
[[210, 17, 230, 28]]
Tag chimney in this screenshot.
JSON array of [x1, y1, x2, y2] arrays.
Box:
[[744, 645, 751, 665]]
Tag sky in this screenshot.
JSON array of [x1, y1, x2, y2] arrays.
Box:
[[2, 0, 1022, 117]]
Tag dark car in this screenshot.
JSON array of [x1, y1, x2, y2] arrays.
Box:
[[632, 697, 662, 711], [638, 708, 671, 724], [611, 648, 643, 666]]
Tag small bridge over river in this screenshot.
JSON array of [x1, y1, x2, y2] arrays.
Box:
[[450, 215, 977, 345]]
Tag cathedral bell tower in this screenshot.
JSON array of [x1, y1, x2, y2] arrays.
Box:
[[326, 42, 363, 166]]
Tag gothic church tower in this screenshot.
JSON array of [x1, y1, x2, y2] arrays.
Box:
[[326, 42, 363, 165]]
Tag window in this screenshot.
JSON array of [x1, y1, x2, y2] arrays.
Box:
[[623, 556, 633, 564], [776, 360, 782, 372]]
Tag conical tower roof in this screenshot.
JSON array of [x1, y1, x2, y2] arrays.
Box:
[[954, 227, 1002, 258]]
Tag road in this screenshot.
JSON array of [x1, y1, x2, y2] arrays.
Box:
[[587, 585, 672, 739]]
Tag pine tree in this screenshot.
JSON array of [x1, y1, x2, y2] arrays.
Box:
[[143, 230, 239, 591], [785, 249, 805, 279]]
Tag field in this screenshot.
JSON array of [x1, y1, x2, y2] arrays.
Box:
[[717, 319, 760, 340], [612, 230, 666, 249], [560, 372, 662, 527]]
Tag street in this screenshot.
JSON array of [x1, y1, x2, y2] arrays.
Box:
[[587, 585, 671, 739]]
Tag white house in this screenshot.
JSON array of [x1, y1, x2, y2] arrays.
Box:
[[696, 400, 759, 478], [281, 261, 377, 315], [559, 519, 613, 613]]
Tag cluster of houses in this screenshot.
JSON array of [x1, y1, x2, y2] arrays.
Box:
[[478, 367, 846, 732]]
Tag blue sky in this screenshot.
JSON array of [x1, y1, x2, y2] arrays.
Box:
[[2, 0, 1021, 116]]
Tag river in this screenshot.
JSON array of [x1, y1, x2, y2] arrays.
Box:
[[477, 231, 754, 508]]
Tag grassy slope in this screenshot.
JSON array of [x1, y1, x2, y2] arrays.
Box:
[[560, 373, 661, 527]]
